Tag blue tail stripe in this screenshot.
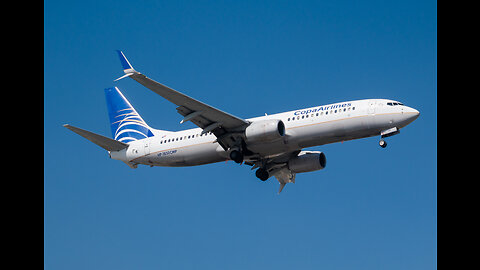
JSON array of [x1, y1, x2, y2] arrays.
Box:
[[105, 87, 154, 143]]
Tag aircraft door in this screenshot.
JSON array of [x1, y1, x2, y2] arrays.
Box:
[[133, 139, 150, 157], [144, 139, 150, 155], [368, 100, 375, 115]]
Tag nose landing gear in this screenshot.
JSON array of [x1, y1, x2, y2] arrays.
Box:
[[378, 127, 400, 148], [379, 139, 387, 148]]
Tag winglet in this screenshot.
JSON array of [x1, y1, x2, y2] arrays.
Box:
[[116, 50, 134, 71], [114, 50, 136, 81]]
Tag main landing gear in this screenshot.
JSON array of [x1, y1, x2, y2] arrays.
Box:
[[229, 145, 269, 181], [229, 150, 244, 164], [255, 168, 269, 181]]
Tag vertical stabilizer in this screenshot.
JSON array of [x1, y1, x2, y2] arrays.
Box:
[[104, 87, 154, 143]]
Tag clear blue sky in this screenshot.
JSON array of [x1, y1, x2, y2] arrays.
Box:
[[44, 1, 436, 269]]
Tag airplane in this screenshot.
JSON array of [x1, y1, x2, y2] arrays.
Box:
[[64, 50, 420, 193]]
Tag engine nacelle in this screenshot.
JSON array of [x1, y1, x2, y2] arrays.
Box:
[[245, 119, 285, 143], [288, 151, 326, 173]]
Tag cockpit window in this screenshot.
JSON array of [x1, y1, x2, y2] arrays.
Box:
[[387, 102, 405, 106]]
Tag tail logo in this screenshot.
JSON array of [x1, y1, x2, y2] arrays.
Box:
[[105, 87, 154, 143]]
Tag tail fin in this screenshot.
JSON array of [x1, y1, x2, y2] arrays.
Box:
[[105, 86, 155, 143]]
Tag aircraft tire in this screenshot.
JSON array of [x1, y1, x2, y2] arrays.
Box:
[[255, 168, 269, 181], [230, 150, 244, 163], [379, 139, 387, 148]]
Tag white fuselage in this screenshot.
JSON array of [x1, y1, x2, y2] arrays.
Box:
[[110, 99, 419, 167]]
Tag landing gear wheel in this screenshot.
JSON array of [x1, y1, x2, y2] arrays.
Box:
[[255, 168, 269, 181], [229, 150, 244, 163], [379, 139, 387, 148]]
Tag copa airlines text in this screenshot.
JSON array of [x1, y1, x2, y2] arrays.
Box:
[[64, 51, 420, 193]]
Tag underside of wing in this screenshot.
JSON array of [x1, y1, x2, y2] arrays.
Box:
[[246, 150, 300, 193], [246, 150, 326, 193], [274, 168, 296, 193]]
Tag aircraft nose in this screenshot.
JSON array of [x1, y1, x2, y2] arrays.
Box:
[[405, 107, 420, 123]]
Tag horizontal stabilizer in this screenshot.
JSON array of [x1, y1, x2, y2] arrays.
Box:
[[63, 124, 129, 151]]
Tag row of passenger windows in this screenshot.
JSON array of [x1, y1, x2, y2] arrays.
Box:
[[287, 107, 355, 121], [160, 131, 213, 144], [161, 105, 358, 143], [387, 102, 404, 106]]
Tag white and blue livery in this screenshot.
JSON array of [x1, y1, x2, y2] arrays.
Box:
[[64, 51, 420, 193]]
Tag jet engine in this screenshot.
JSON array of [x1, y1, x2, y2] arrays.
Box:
[[245, 119, 285, 143], [288, 151, 326, 173]]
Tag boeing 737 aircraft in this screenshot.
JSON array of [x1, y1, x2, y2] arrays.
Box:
[[64, 51, 420, 193]]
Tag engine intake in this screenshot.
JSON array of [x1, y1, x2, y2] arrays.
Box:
[[288, 151, 326, 173], [245, 119, 285, 143]]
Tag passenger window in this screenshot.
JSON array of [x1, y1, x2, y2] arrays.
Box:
[[287, 118, 290, 121]]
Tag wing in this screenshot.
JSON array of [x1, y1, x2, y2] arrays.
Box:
[[114, 51, 249, 150]]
